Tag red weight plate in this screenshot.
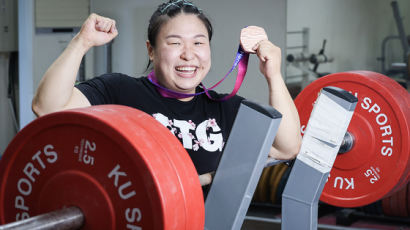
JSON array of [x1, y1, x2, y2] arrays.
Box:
[[382, 196, 393, 216], [127, 113, 205, 228], [407, 182, 410, 216], [275, 166, 292, 205], [395, 185, 408, 217], [389, 189, 400, 217], [86, 105, 205, 229], [295, 71, 410, 207], [0, 105, 204, 230], [268, 165, 282, 202], [389, 192, 397, 217], [270, 164, 288, 204], [254, 166, 275, 202]]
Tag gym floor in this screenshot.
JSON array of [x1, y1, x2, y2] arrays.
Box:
[[242, 203, 410, 230]]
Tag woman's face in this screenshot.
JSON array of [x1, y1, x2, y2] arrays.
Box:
[[148, 13, 211, 95]]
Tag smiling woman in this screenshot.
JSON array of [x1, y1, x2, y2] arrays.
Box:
[[31, 0, 302, 196], [147, 13, 211, 97]]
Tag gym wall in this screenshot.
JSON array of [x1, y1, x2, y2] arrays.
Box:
[[0, 54, 16, 157], [286, 0, 410, 78], [0, 0, 409, 155], [90, 0, 286, 104], [0, 0, 18, 156]]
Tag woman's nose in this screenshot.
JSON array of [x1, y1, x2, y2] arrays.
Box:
[[180, 44, 195, 60]]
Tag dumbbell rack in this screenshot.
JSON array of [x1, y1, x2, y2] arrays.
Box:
[[0, 87, 357, 230]]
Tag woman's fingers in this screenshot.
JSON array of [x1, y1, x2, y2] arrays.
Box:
[[257, 41, 281, 60], [255, 40, 282, 78], [95, 16, 116, 33], [199, 172, 213, 186], [240, 26, 268, 53], [109, 20, 117, 34], [79, 13, 118, 48], [255, 42, 266, 62]]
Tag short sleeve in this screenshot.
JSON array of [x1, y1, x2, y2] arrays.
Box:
[[75, 73, 127, 105]]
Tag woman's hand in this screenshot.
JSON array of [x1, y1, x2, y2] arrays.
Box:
[[240, 26, 281, 82], [240, 26, 301, 160], [199, 173, 213, 186], [77, 13, 118, 51], [240, 26, 268, 53], [254, 40, 282, 82], [32, 13, 118, 117]]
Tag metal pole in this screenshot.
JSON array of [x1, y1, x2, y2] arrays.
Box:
[[18, 0, 35, 129], [0, 207, 84, 230], [379, 35, 400, 74], [391, 1, 410, 62], [106, 40, 113, 73], [287, 30, 304, 34], [301, 27, 311, 88], [286, 45, 307, 50]]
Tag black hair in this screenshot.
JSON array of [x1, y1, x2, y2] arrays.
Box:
[[145, 0, 213, 72]]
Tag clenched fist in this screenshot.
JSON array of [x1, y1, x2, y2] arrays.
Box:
[[77, 13, 118, 50]]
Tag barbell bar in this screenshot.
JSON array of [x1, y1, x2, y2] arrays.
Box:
[[0, 206, 83, 230], [0, 105, 206, 230]]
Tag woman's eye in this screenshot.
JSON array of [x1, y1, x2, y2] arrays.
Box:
[[195, 42, 203, 45], [171, 42, 180, 45]]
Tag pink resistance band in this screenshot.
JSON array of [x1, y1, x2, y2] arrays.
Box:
[[147, 46, 249, 101]]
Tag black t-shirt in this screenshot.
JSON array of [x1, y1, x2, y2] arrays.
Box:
[[75, 73, 244, 175]]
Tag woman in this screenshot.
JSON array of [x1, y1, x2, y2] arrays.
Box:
[[32, 0, 301, 186]]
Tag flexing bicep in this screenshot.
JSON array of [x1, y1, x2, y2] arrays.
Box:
[[33, 88, 92, 117], [63, 87, 92, 110]]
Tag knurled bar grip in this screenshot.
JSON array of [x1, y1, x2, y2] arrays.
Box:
[[0, 207, 84, 230]]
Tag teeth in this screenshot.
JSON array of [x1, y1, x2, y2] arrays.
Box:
[[176, 67, 196, 72]]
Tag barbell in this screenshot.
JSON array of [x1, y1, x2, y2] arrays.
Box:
[[254, 71, 410, 208], [296, 71, 409, 207], [0, 71, 408, 229], [0, 105, 205, 229]]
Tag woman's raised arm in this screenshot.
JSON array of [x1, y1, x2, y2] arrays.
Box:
[[32, 13, 118, 117]]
